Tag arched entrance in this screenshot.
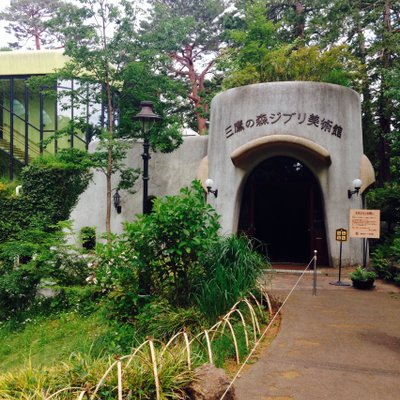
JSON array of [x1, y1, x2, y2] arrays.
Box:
[[238, 156, 329, 265]]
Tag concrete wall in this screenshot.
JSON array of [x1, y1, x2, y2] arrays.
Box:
[[71, 81, 371, 266], [70, 135, 208, 238], [207, 81, 366, 266]]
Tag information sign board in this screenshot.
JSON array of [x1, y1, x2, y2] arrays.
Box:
[[336, 228, 348, 242], [349, 209, 380, 239]]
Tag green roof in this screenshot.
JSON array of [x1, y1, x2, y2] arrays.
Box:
[[0, 50, 68, 76]]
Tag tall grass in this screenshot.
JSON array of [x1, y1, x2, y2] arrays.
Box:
[[194, 235, 268, 322], [0, 347, 194, 399]]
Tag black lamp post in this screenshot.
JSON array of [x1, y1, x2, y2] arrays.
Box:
[[133, 101, 162, 214]]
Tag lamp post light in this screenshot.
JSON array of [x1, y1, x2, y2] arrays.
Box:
[[133, 101, 162, 214]]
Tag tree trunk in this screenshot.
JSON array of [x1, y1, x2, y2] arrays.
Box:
[[101, 0, 114, 243], [355, 12, 375, 160], [293, 1, 305, 39], [377, 0, 393, 185], [185, 46, 208, 135], [34, 33, 41, 50]]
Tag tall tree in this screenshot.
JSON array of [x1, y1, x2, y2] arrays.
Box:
[[231, 0, 400, 185], [312, 0, 399, 185], [50, 0, 138, 240], [223, 1, 361, 89], [0, 0, 68, 50], [41, 0, 182, 240], [140, 0, 230, 135], [372, 0, 399, 184]]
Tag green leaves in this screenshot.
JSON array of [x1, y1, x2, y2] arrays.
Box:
[[223, 7, 363, 90], [99, 181, 220, 311], [193, 235, 268, 322]]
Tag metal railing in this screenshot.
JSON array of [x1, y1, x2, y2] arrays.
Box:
[[1, 103, 89, 164], [220, 250, 318, 399]]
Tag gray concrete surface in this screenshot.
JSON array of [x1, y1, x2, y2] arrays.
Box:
[[234, 268, 400, 400], [208, 82, 371, 266]]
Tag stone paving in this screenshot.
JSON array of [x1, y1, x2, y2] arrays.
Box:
[[234, 267, 400, 400]]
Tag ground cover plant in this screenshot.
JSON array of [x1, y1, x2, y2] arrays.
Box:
[[0, 293, 270, 399]]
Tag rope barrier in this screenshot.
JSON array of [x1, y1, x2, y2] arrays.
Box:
[[219, 254, 317, 400]]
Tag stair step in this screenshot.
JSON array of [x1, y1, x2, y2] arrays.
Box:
[[0, 138, 33, 163]]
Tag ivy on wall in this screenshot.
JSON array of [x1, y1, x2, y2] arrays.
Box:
[[0, 150, 92, 319], [0, 149, 92, 242]]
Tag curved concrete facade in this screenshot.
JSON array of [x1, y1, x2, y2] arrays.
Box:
[[207, 82, 373, 266]]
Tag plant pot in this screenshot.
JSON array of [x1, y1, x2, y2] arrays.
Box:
[[351, 278, 375, 290]]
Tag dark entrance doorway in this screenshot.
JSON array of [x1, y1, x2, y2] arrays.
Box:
[[238, 156, 329, 265]]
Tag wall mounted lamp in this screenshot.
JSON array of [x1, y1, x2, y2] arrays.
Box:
[[113, 190, 122, 214], [348, 178, 362, 199], [205, 178, 218, 198]]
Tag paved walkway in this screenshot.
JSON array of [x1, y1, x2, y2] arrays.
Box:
[[234, 268, 400, 400]]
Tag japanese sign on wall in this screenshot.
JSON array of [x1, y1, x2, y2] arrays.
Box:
[[225, 111, 343, 140], [349, 209, 380, 239]]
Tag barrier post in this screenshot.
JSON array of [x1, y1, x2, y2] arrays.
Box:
[[313, 250, 318, 296]]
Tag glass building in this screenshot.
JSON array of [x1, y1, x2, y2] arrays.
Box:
[[0, 51, 101, 179]]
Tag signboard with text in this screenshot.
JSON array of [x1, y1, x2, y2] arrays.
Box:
[[349, 209, 380, 239], [336, 228, 348, 242]]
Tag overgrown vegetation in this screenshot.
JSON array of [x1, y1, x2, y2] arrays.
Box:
[[0, 176, 270, 397], [0, 150, 92, 320]]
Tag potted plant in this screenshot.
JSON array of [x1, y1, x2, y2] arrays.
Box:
[[350, 266, 377, 290], [80, 226, 96, 251]]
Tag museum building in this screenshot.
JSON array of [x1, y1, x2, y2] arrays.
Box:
[[72, 81, 375, 267], [0, 51, 375, 267]]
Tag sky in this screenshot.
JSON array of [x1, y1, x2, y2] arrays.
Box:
[[0, 0, 148, 49], [0, 0, 12, 48]]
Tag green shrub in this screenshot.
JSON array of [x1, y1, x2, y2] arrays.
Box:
[[0, 149, 92, 243], [133, 180, 220, 306], [44, 285, 100, 315], [371, 230, 400, 281], [372, 246, 394, 280], [350, 266, 377, 281], [0, 262, 41, 320], [133, 298, 206, 341], [94, 236, 140, 322], [80, 226, 96, 251], [99, 181, 220, 315], [194, 235, 268, 322], [367, 183, 400, 235]]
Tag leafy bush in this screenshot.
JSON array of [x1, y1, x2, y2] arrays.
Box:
[[0, 262, 41, 321], [350, 266, 377, 281], [80, 226, 96, 251], [43, 285, 100, 315], [371, 230, 400, 281], [121, 180, 220, 307], [194, 235, 268, 322], [0, 149, 92, 243], [367, 183, 400, 235], [0, 150, 92, 319], [93, 236, 140, 322], [133, 298, 206, 341]]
